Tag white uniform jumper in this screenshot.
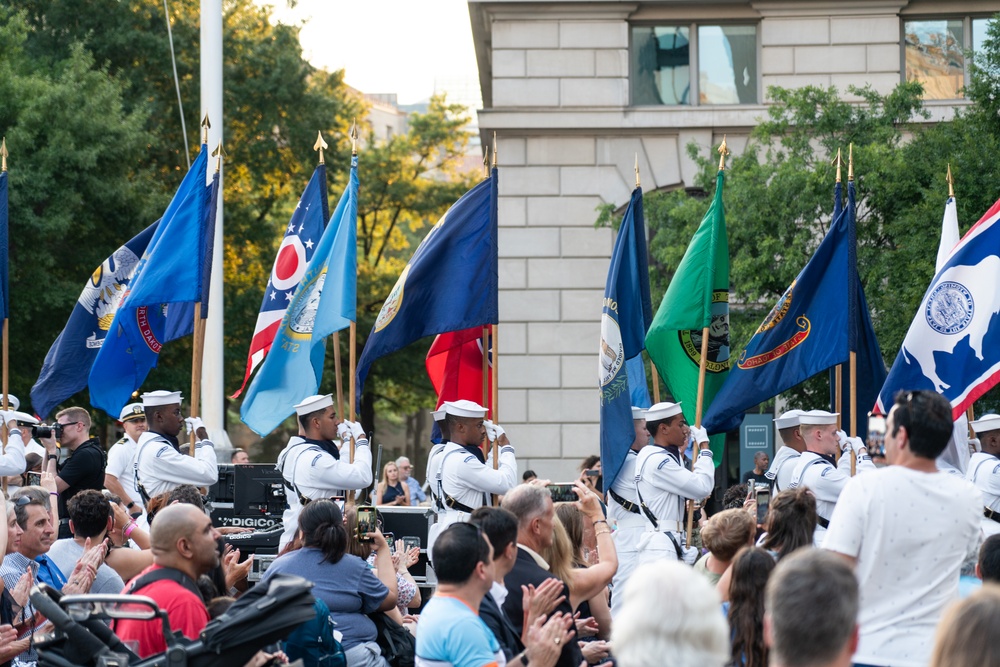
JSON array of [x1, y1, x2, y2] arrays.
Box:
[[764, 446, 801, 493], [277, 436, 373, 549], [608, 447, 646, 617], [788, 449, 875, 545], [966, 451, 1000, 537], [134, 431, 218, 501], [633, 444, 713, 565]]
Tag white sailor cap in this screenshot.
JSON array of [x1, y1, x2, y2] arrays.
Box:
[[971, 414, 1000, 435], [645, 401, 683, 422], [2, 395, 19, 411], [798, 409, 839, 426], [443, 399, 488, 419], [774, 409, 804, 430], [632, 406, 646, 420], [431, 408, 446, 422], [141, 390, 182, 408], [293, 394, 334, 416], [119, 403, 146, 422]]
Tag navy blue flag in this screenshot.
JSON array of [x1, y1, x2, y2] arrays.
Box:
[[828, 182, 886, 436], [0, 171, 8, 320], [876, 196, 1000, 419], [32, 222, 189, 417], [356, 169, 498, 403], [600, 187, 653, 490], [88, 146, 211, 417], [704, 182, 857, 434]]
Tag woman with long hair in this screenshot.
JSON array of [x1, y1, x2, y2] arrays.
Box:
[[725, 547, 776, 667], [554, 503, 613, 640], [261, 500, 397, 667], [375, 462, 409, 506], [717, 487, 815, 601]]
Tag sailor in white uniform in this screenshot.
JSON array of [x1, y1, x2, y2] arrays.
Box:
[[764, 410, 805, 492], [609, 406, 649, 617], [633, 401, 714, 566], [427, 400, 517, 554], [425, 408, 448, 512], [134, 390, 219, 503], [788, 409, 874, 545], [105, 403, 149, 527], [966, 413, 1000, 537], [277, 394, 372, 549]]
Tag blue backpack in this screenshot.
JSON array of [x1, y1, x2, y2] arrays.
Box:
[[283, 598, 347, 667]]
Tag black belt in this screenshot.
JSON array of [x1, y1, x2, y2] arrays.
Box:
[[817, 515, 830, 529], [444, 493, 477, 514], [985, 508, 1000, 524], [608, 488, 639, 514]]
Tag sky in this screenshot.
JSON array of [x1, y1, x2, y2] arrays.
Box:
[[262, 0, 483, 109]]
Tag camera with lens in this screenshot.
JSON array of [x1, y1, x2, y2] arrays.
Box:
[[32, 423, 63, 440]]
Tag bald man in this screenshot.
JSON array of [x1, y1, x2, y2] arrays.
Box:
[[114, 504, 221, 658]]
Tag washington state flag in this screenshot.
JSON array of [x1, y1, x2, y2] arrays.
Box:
[[645, 170, 729, 461]]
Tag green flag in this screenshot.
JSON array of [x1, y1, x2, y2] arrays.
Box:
[[645, 170, 730, 461]]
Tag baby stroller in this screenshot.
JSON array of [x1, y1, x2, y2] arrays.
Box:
[[31, 573, 317, 667]]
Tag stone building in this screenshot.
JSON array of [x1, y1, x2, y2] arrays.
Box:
[[467, 0, 994, 479]]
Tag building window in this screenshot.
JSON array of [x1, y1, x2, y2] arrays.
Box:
[[631, 24, 758, 106], [904, 17, 996, 100]]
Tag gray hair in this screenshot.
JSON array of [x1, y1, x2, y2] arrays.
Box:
[[765, 549, 858, 667], [613, 560, 729, 667], [395, 456, 411, 467], [501, 484, 551, 528]]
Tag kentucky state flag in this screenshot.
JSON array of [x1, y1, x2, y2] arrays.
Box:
[[240, 156, 358, 435], [704, 179, 860, 435], [646, 171, 729, 460], [232, 165, 328, 397], [600, 186, 653, 489], [355, 168, 498, 403], [88, 146, 212, 417], [876, 195, 1000, 419]]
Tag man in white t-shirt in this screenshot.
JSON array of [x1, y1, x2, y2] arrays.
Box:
[[825, 390, 982, 667], [105, 403, 148, 527]]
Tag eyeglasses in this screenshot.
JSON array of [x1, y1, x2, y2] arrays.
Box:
[[58, 421, 79, 429]]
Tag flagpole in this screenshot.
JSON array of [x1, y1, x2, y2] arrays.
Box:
[[847, 145, 858, 474], [1, 139, 9, 494], [349, 123, 358, 472], [832, 149, 844, 432], [491, 135, 500, 487], [188, 121, 212, 455], [688, 137, 728, 541]]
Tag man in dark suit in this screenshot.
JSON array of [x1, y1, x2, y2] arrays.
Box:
[[500, 485, 583, 667]]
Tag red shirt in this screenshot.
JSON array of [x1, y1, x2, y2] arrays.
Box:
[[114, 565, 210, 658]]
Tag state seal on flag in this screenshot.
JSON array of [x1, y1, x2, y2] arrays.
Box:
[[288, 270, 326, 337], [599, 313, 624, 387], [375, 265, 409, 333], [925, 281, 974, 335]]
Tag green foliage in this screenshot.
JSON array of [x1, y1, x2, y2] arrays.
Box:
[[641, 77, 1000, 412]]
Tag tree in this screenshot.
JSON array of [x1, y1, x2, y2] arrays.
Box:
[[637, 78, 1000, 413]]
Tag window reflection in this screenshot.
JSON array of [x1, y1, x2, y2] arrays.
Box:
[[904, 20, 965, 99], [632, 26, 690, 105], [699, 25, 757, 105]]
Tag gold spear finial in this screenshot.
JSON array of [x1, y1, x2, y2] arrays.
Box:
[[201, 115, 211, 145], [718, 135, 730, 172], [212, 141, 227, 173], [833, 148, 843, 183], [848, 143, 854, 182], [350, 119, 358, 156], [482, 147, 490, 178], [492, 132, 497, 168], [313, 131, 328, 165], [946, 163, 955, 198], [635, 153, 640, 188], [1, 138, 7, 173]]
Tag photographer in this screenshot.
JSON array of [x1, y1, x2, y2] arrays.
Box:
[[39, 407, 105, 539]]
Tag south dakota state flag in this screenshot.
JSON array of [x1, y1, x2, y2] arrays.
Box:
[[88, 147, 211, 416], [240, 156, 358, 435], [600, 186, 653, 489], [355, 169, 498, 403], [877, 196, 1000, 419], [704, 180, 857, 434]]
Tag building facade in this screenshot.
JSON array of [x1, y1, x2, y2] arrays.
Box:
[[468, 0, 993, 479]]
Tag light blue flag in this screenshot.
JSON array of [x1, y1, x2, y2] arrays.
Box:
[[240, 155, 358, 435], [88, 146, 210, 416]]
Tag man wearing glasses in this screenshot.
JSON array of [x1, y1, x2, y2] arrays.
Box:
[[39, 407, 105, 540], [396, 456, 426, 505]]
